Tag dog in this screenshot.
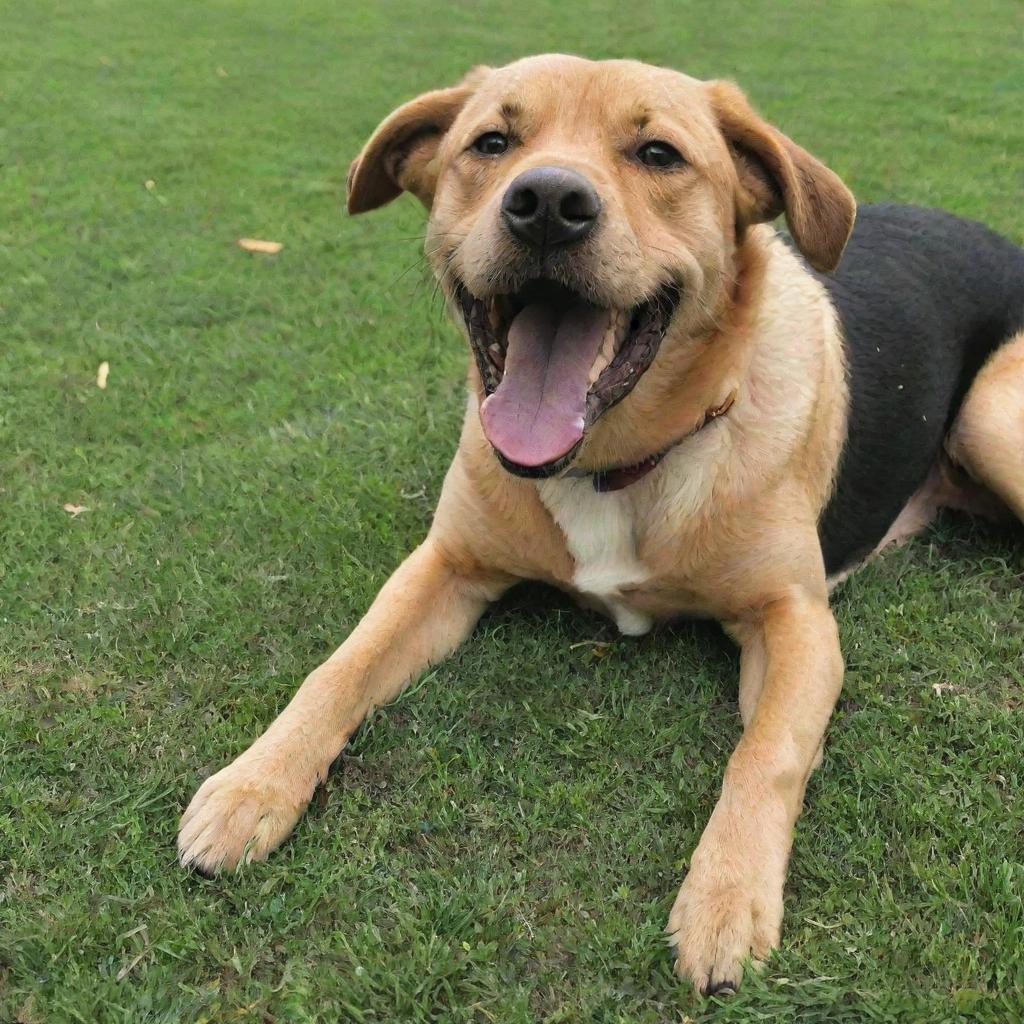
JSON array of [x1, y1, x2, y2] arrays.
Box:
[[178, 55, 1024, 995]]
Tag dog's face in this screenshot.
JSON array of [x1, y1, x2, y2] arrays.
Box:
[[349, 55, 854, 476]]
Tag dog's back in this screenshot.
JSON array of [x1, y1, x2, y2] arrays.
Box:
[[808, 204, 1024, 574]]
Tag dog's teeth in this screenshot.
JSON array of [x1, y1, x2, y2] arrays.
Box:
[[602, 324, 617, 362], [616, 308, 630, 342], [488, 342, 505, 370], [588, 311, 623, 386]]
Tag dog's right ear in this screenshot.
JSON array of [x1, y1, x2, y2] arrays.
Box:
[[347, 67, 490, 215]]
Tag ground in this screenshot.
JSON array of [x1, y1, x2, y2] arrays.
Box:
[[2, 1, 1023, 1021]]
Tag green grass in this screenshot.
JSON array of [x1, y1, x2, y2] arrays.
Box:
[[2, 0, 1023, 1020]]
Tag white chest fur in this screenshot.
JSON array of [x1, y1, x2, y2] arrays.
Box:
[[535, 475, 654, 636]]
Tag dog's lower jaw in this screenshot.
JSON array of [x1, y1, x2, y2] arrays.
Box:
[[492, 437, 583, 478]]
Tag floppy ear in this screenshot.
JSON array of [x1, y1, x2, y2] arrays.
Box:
[[347, 67, 490, 215], [706, 81, 856, 273]]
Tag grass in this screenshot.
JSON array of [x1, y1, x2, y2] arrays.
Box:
[[2, 0, 1023, 1020]]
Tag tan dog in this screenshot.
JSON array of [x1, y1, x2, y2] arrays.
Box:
[[179, 55, 1024, 994]]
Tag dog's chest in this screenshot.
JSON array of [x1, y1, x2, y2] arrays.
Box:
[[535, 476, 654, 635]]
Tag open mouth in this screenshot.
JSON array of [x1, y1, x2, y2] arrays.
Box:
[[456, 278, 681, 476]]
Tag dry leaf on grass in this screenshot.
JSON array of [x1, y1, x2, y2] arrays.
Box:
[[115, 950, 148, 982], [238, 237, 283, 254], [97, 360, 110, 389], [932, 682, 958, 696], [16, 994, 41, 1024], [62, 503, 90, 517]]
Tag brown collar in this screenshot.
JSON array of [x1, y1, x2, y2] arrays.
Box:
[[570, 391, 736, 493]]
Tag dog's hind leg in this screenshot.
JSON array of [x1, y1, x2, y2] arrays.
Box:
[[178, 540, 510, 874], [946, 330, 1024, 523]]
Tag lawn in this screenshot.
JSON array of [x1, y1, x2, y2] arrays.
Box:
[[2, 0, 1023, 1021]]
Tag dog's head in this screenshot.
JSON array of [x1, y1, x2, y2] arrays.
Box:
[[348, 56, 855, 477]]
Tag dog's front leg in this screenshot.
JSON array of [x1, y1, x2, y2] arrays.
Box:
[[668, 586, 844, 994], [178, 539, 507, 873]]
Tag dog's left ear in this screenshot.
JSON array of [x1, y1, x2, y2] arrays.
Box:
[[707, 81, 856, 273], [347, 66, 491, 215]]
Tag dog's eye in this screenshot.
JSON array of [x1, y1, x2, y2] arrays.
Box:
[[471, 131, 509, 156], [636, 141, 685, 169]]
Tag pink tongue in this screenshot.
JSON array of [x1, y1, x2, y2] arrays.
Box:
[[480, 301, 608, 467]]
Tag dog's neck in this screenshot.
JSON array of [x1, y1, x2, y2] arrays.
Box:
[[564, 389, 737, 491]]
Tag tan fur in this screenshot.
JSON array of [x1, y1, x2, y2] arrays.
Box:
[[946, 331, 1024, 522], [178, 55, 1019, 996]]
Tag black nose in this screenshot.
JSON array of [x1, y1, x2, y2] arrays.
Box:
[[500, 166, 601, 250]]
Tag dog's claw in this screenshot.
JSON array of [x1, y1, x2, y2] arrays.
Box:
[[702, 978, 738, 998], [178, 757, 312, 874], [667, 854, 781, 995]]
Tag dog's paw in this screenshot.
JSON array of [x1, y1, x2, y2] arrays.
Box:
[[177, 756, 312, 874], [666, 861, 782, 995]]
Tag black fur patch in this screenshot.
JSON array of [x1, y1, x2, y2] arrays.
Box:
[[800, 204, 1024, 576]]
